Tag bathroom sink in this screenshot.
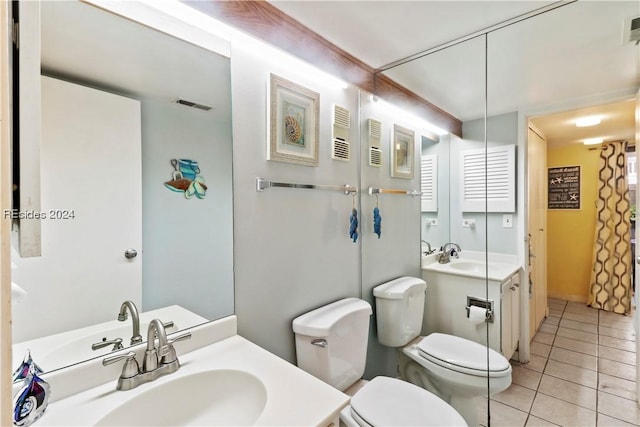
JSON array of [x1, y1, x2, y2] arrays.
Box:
[[33, 317, 349, 426], [95, 369, 267, 426], [449, 261, 486, 274]]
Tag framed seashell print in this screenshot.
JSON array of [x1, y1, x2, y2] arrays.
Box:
[[391, 124, 415, 179], [269, 74, 320, 166]]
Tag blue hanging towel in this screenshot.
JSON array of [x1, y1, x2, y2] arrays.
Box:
[[373, 207, 382, 238], [349, 208, 359, 242]]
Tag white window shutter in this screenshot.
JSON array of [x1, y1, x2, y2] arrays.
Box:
[[421, 155, 438, 212], [460, 144, 515, 212]]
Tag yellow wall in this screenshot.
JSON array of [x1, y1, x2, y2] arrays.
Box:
[[547, 145, 600, 302]]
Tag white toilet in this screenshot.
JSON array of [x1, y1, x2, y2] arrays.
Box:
[[293, 298, 467, 427], [373, 276, 512, 426]]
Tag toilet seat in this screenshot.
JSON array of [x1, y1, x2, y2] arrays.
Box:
[[416, 333, 511, 378], [348, 376, 466, 426]]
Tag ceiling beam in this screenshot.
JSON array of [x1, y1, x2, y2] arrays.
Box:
[[187, 0, 462, 136]]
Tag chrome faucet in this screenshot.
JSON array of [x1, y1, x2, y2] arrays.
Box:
[[438, 242, 461, 264], [118, 300, 143, 345], [91, 337, 124, 352], [421, 240, 433, 255], [102, 319, 191, 391]]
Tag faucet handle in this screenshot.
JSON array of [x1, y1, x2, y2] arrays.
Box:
[[92, 337, 124, 351], [160, 332, 192, 365], [103, 351, 140, 379], [167, 331, 191, 347]]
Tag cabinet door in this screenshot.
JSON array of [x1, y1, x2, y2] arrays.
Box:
[[511, 273, 521, 354], [501, 278, 513, 357]]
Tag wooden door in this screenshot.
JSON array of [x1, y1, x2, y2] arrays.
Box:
[[528, 126, 548, 338]]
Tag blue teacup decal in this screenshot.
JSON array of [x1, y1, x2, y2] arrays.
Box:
[[178, 159, 200, 180]]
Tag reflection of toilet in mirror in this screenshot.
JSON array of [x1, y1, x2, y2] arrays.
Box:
[[293, 298, 467, 426], [373, 277, 512, 426]]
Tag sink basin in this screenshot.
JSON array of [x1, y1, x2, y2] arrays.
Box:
[[449, 261, 486, 274], [95, 369, 267, 426]]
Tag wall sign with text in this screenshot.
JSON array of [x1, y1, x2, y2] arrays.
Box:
[[548, 165, 581, 209]]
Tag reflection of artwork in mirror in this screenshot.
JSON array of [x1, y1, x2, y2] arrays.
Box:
[[269, 74, 319, 166], [391, 124, 414, 179]]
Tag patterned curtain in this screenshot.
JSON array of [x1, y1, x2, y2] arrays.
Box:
[[588, 141, 632, 314]]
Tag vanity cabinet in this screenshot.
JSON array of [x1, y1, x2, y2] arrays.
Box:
[[500, 273, 521, 359], [422, 264, 521, 360]]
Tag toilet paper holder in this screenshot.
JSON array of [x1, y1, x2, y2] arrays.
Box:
[[465, 296, 494, 323]]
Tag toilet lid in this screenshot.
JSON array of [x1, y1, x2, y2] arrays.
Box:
[[417, 333, 511, 377], [350, 376, 467, 426]]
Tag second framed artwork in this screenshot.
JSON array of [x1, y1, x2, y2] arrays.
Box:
[[268, 74, 320, 167], [391, 124, 415, 179]]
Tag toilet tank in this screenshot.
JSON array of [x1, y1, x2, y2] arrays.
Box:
[[373, 277, 427, 347], [292, 298, 372, 392]]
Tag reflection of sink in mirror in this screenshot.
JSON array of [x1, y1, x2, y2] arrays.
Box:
[[422, 251, 520, 282], [12, 305, 206, 373], [95, 369, 267, 426], [448, 261, 486, 274]]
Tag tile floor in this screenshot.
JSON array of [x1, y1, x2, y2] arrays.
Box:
[[477, 298, 638, 426]]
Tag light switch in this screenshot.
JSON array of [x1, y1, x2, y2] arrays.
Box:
[[502, 214, 513, 228]]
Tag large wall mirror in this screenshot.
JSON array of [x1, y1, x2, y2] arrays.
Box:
[[11, 1, 234, 373]]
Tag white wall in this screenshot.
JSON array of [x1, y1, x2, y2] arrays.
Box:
[[230, 41, 362, 364], [141, 100, 234, 321], [359, 97, 423, 378], [451, 112, 519, 255], [421, 134, 451, 250]]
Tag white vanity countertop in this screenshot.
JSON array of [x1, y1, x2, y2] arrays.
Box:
[[422, 250, 521, 282], [32, 317, 349, 426]]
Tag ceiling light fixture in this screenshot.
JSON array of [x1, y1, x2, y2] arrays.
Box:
[[583, 137, 604, 145], [576, 116, 601, 127]]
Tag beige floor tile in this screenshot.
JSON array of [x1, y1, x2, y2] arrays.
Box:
[[539, 323, 558, 335], [525, 415, 560, 427], [533, 331, 556, 346], [600, 335, 636, 353], [560, 318, 599, 334], [564, 311, 599, 325], [523, 354, 548, 373], [538, 374, 597, 410], [565, 304, 599, 318], [599, 314, 634, 331], [597, 413, 637, 427], [485, 399, 529, 427], [493, 384, 536, 413], [530, 393, 596, 426], [544, 359, 598, 388], [598, 346, 636, 365], [597, 391, 640, 425], [557, 327, 598, 344], [512, 364, 543, 390], [549, 347, 597, 371], [548, 297, 567, 305], [598, 372, 636, 401], [549, 308, 564, 318], [544, 316, 561, 326], [599, 358, 636, 380], [599, 325, 636, 341], [553, 335, 598, 356], [531, 341, 552, 358]]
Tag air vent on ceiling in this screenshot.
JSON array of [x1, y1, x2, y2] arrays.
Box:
[[332, 105, 351, 162], [176, 98, 212, 111], [367, 118, 382, 167]]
